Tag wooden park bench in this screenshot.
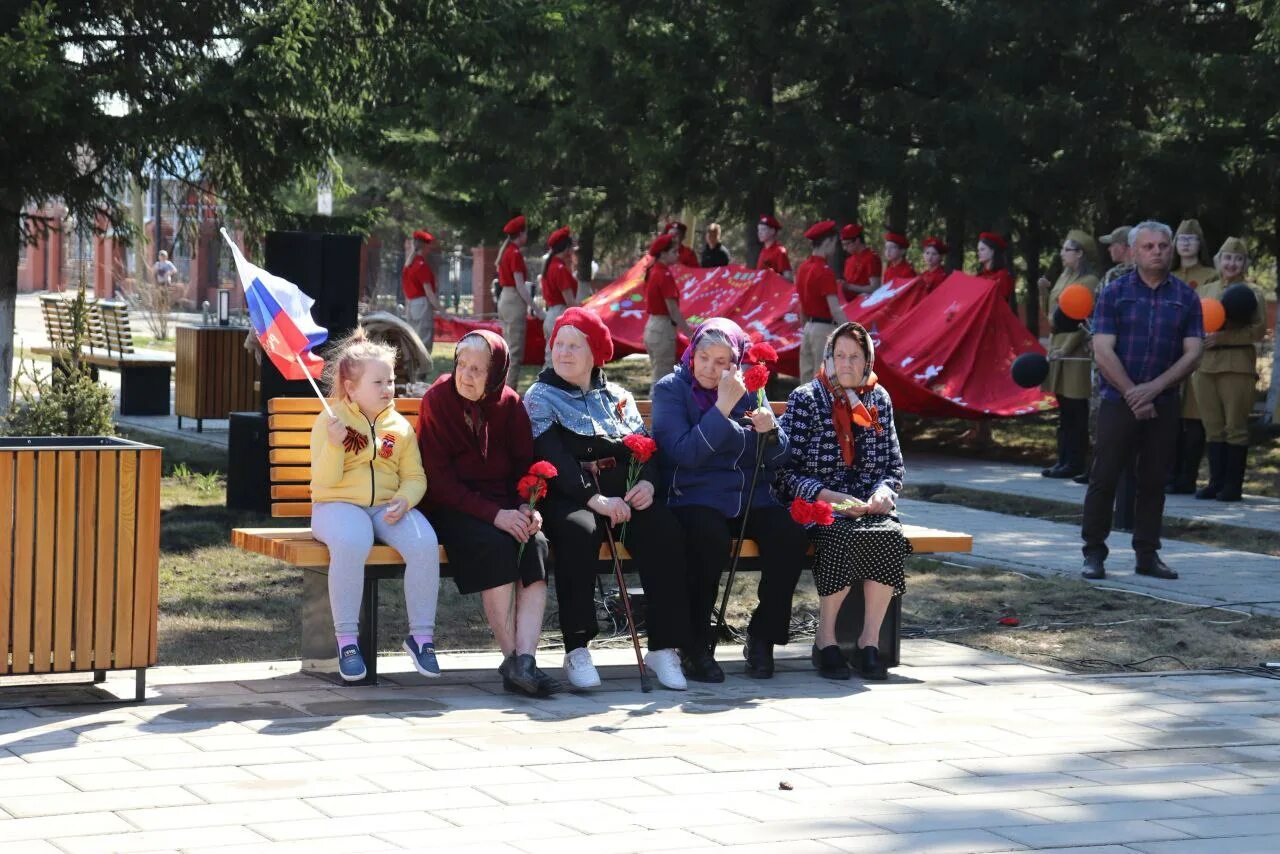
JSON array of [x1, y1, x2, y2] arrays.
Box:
[[232, 397, 972, 685], [32, 296, 175, 416]]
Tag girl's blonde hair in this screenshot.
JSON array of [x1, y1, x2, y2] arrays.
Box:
[[324, 326, 397, 401]]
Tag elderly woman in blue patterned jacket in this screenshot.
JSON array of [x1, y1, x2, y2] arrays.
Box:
[[776, 322, 910, 682], [651, 318, 808, 683], [523, 308, 697, 691]]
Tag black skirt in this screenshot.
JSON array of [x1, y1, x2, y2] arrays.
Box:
[[429, 508, 548, 595], [807, 515, 911, 598]]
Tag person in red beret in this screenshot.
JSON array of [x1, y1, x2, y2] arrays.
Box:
[[523, 308, 698, 691], [643, 233, 693, 396], [839, 223, 881, 299], [919, 237, 950, 293], [976, 231, 1015, 302], [665, 221, 701, 268], [881, 232, 917, 284], [756, 215, 792, 280], [496, 215, 544, 389], [402, 230, 446, 360], [797, 220, 850, 379], [540, 226, 579, 363]]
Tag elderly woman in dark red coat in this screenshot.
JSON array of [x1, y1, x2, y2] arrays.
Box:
[[417, 330, 560, 697]]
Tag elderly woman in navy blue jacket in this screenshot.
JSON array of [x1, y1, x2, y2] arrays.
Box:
[[651, 318, 808, 683], [776, 321, 910, 682]]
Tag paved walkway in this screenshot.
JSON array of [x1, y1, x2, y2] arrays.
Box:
[[4, 644, 1280, 853], [908, 452, 1280, 535]]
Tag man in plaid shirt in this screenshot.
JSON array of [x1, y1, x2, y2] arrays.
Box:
[[1082, 221, 1204, 581]]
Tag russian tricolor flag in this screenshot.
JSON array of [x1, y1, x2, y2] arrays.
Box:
[[221, 229, 327, 381]]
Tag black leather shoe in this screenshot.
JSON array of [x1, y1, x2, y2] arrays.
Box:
[[743, 635, 775, 679], [1135, 556, 1178, 580], [1042, 464, 1081, 479], [1072, 472, 1090, 485], [856, 646, 889, 681], [813, 644, 851, 680], [503, 654, 543, 696], [531, 661, 563, 696], [1082, 555, 1106, 580], [681, 648, 725, 683]]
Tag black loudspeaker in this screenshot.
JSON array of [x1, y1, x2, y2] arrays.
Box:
[[259, 231, 362, 407], [227, 411, 270, 513]]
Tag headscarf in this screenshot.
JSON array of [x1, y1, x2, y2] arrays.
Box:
[[679, 317, 751, 413], [816, 322, 880, 467], [443, 329, 508, 455]]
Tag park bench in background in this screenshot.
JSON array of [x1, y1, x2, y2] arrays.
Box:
[[232, 397, 972, 685], [32, 296, 174, 416]]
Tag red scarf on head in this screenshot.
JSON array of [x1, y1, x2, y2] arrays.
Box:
[[817, 368, 879, 467]]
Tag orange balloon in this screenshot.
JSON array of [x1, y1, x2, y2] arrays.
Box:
[[1201, 297, 1225, 333], [1058, 284, 1094, 321]]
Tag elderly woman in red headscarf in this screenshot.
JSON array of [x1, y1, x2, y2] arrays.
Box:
[[417, 330, 560, 697]]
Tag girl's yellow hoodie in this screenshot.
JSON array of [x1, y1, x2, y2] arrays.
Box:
[[309, 398, 427, 507]]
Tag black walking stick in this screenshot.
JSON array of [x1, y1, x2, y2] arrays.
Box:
[[712, 427, 776, 650], [588, 467, 652, 693]]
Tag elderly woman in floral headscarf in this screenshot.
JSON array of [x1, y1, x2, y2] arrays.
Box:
[[776, 322, 910, 682], [523, 307, 697, 691], [651, 318, 808, 683], [417, 330, 559, 697]]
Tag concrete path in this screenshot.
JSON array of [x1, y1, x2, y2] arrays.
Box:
[[899, 497, 1280, 617], [908, 452, 1280, 535], [4, 644, 1280, 853]]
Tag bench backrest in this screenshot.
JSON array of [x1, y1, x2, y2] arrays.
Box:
[[39, 296, 136, 356], [266, 395, 788, 518]]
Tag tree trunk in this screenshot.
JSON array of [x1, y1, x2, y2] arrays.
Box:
[[888, 186, 909, 233], [576, 216, 597, 303], [1021, 214, 1043, 337], [0, 204, 19, 416], [945, 206, 965, 272], [1265, 200, 1280, 425]]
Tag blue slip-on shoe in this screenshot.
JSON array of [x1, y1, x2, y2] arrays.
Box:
[[338, 644, 367, 682], [403, 638, 441, 678]]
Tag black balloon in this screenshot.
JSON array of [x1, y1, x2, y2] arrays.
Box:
[[1011, 352, 1050, 388], [1221, 283, 1258, 324], [1051, 307, 1083, 334]]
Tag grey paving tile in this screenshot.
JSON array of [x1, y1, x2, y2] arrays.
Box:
[[1166, 793, 1280, 816], [49, 825, 267, 854], [510, 829, 722, 854], [374, 819, 576, 849], [117, 798, 327, 831], [1020, 801, 1209, 823], [0, 785, 202, 818], [1154, 812, 1280, 837], [0, 812, 135, 842], [1130, 835, 1280, 854], [307, 786, 501, 817], [822, 827, 1029, 852]]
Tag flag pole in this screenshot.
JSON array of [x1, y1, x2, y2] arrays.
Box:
[[297, 354, 335, 418]]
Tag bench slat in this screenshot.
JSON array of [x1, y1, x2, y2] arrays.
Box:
[[270, 466, 311, 482], [269, 398, 420, 415], [269, 449, 311, 464], [268, 432, 310, 448], [271, 503, 316, 517]]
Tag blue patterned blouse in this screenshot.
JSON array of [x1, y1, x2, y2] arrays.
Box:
[[774, 380, 905, 504]]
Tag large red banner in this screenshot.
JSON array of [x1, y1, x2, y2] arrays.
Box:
[[438, 262, 1055, 419]]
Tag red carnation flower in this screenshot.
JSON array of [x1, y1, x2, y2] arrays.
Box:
[[622, 433, 658, 464], [743, 363, 770, 394], [529, 461, 558, 480], [747, 342, 779, 364], [789, 498, 814, 525], [810, 500, 835, 526], [516, 474, 541, 500]]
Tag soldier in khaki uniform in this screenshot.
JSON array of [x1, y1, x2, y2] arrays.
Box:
[[1038, 230, 1100, 478], [1166, 219, 1220, 492], [1191, 237, 1266, 502]]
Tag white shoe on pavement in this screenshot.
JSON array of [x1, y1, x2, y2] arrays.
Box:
[[562, 647, 601, 689], [643, 648, 687, 690]]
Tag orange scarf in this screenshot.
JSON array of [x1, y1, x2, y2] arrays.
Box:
[[817, 368, 880, 466]]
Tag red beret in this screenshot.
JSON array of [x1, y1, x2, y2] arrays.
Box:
[[758, 214, 782, 231], [840, 223, 864, 241], [648, 233, 674, 257], [502, 215, 527, 236], [922, 236, 949, 254], [884, 232, 909, 248], [979, 231, 1008, 251], [546, 226, 572, 249], [412, 230, 434, 243], [804, 220, 838, 242], [665, 220, 687, 233], [551, 307, 614, 367]]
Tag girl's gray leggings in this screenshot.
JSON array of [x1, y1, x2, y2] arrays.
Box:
[[311, 502, 440, 637]]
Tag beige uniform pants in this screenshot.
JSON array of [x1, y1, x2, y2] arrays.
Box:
[[542, 303, 566, 365], [800, 320, 834, 381], [497, 287, 528, 389], [644, 314, 677, 396], [1192, 371, 1256, 446]]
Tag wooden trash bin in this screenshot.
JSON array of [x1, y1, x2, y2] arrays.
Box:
[[175, 325, 260, 431], [0, 437, 162, 701]]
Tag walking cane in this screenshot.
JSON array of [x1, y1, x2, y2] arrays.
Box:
[[587, 466, 652, 693], [712, 428, 775, 650]]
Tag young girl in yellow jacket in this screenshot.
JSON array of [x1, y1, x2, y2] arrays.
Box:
[[310, 329, 439, 681]]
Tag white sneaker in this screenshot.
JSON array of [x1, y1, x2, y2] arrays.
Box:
[[644, 649, 687, 690], [562, 647, 601, 689]]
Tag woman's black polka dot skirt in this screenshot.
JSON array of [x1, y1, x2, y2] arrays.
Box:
[[808, 515, 911, 598]]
